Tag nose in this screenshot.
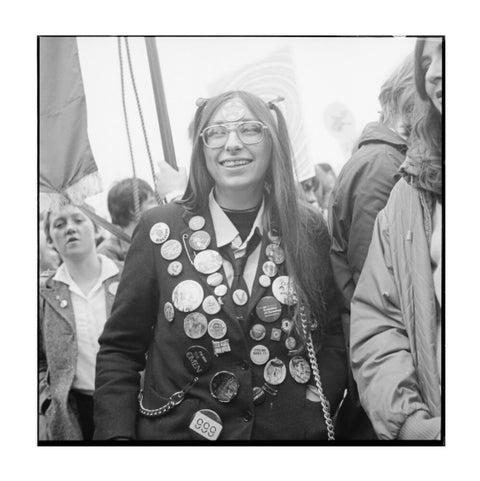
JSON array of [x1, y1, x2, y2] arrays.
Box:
[[224, 129, 242, 153], [65, 220, 77, 234]]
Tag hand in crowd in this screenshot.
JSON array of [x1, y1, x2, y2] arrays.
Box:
[[155, 161, 187, 201]]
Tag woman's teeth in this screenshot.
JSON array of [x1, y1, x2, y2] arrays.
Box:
[[221, 159, 252, 167]]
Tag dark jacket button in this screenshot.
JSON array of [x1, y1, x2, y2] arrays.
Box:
[[242, 410, 252, 422], [239, 361, 249, 371]]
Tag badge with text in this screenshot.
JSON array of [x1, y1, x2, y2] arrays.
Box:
[[250, 345, 270, 365], [255, 296, 282, 323], [172, 280, 204, 312], [161, 239, 182, 261], [183, 345, 212, 375], [194, 250, 223, 275], [212, 339, 231, 356], [263, 358, 287, 385], [209, 371, 240, 402], [150, 222, 170, 244], [214, 284, 228, 297], [189, 409, 223, 441], [184, 312, 208, 339]]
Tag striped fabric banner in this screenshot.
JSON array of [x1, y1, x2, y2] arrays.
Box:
[[208, 47, 314, 182]]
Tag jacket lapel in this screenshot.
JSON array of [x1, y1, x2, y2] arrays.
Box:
[[41, 280, 75, 332]]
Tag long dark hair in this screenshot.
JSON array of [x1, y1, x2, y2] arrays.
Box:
[[408, 38, 443, 201], [180, 91, 327, 345]]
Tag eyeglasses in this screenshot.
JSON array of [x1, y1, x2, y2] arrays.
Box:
[[200, 121, 268, 149]]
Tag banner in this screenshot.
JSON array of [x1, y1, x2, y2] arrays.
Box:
[[208, 47, 314, 182], [39, 37, 102, 211]]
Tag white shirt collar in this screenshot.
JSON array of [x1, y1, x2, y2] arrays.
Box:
[[53, 254, 119, 294], [208, 189, 264, 249]]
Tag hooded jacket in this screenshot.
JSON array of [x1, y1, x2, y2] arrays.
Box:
[[328, 121, 407, 439], [350, 159, 441, 440]]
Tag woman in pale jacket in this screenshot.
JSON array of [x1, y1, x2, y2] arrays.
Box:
[[350, 37, 443, 440]]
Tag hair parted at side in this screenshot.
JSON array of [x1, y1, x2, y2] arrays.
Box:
[[107, 178, 154, 227], [378, 52, 415, 137], [179, 90, 329, 346], [408, 39, 443, 201]]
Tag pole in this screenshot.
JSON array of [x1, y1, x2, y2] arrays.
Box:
[[144, 37, 178, 170]]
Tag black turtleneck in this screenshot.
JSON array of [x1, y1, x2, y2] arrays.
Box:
[[222, 204, 261, 242]]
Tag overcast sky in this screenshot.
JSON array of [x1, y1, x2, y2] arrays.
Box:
[[78, 36, 415, 217]]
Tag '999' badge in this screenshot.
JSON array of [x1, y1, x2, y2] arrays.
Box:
[[189, 409, 223, 441]]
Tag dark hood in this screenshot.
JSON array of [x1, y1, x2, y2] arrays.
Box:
[[352, 121, 407, 155]]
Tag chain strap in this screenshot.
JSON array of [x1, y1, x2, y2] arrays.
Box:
[[138, 377, 198, 418], [299, 303, 335, 441]]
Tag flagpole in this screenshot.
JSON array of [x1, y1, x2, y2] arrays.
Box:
[[145, 37, 178, 170]]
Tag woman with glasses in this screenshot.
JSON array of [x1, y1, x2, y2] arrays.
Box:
[[94, 90, 347, 441], [350, 38, 443, 440]]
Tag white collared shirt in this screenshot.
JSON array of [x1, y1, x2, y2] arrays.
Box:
[[53, 254, 119, 394], [208, 190, 264, 294]]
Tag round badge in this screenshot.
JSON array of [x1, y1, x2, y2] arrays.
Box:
[[208, 318, 227, 340], [59, 299, 68, 308], [160, 239, 182, 261], [207, 272, 223, 287], [194, 250, 223, 275], [183, 345, 212, 375], [268, 230, 281, 244], [252, 386, 266, 405], [108, 281, 119, 296], [167, 261, 183, 277], [289, 356, 311, 384], [172, 280, 204, 312], [255, 296, 282, 323], [272, 276, 297, 305], [281, 318, 293, 333], [263, 358, 287, 385], [189, 230, 211, 251], [249, 323, 266, 341], [203, 295, 221, 315], [250, 345, 270, 365], [266, 244, 285, 265], [184, 312, 208, 339], [188, 215, 206, 231], [214, 284, 228, 297], [232, 289, 248, 306], [285, 336, 297, 350], [209, 371, 240, 403], [164, 301, 175, 322], [150, 222, 170, 244], [258, 274, 271, 288], [262, 261, 278, 278]]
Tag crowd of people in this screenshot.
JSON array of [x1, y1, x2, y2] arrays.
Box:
[[39, 37, 443, 442]]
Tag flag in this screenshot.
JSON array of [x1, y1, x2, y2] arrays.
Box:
[[39, 37, 102, 211], [208, 47, 315, 182]]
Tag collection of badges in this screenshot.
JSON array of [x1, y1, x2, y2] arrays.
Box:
[[148, 215, 313, 440]]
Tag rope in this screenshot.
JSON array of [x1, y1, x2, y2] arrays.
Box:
[[123, 37, 162, 205], [117, 37, 141, 222]]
